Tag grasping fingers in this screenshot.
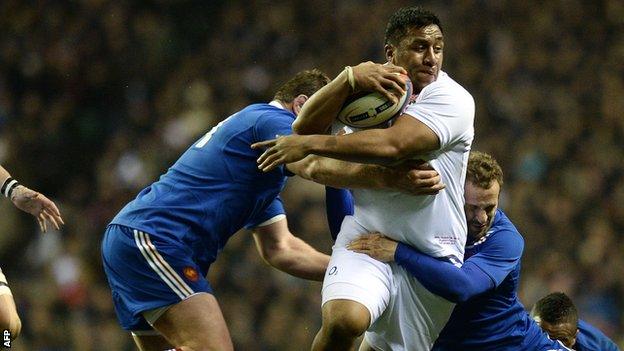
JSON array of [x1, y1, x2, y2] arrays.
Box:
[[250, 138, 277, 150], [347, 233, 397, 262]]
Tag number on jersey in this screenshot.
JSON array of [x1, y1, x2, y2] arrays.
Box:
[[195, 113, 238, 148]]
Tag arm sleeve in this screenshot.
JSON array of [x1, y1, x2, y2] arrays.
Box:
[[394, 230, 523, 303], [245, 196, 286, 229], [325, 187, 354, 241], [403, 80, 474, 149]]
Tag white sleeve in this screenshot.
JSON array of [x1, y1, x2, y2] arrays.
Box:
[[403, 81, 474, 149]]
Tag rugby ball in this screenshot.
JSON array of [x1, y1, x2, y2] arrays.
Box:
[[337, 78, 412, 128]]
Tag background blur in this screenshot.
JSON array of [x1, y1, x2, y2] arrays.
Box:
[[0, 0, 622, 350]]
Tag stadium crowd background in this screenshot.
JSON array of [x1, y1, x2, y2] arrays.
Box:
[[0, 0, 622, 349]]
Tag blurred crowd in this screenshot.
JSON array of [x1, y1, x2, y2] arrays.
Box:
[[0, 0, 622, 350]]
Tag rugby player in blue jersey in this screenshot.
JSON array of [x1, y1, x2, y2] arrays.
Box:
[[347, 151, 573, 350], [101, 68, 439, 351], [531, 292, 620, 351]]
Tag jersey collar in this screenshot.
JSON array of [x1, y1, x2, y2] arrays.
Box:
[[466, 210, 502, 248], [269, 100, 286, 109]]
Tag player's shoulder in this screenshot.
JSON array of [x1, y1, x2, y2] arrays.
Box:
[[253, 102, 295, 124], [487, 210, 524, 251], [421, 71, 474, 104], [577, 320, 620, 351]]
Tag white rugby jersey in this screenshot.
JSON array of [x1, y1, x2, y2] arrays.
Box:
[[346, 71, 475, 261]]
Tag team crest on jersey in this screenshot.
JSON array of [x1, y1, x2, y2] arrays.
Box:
[[183, 267, 199, 282]]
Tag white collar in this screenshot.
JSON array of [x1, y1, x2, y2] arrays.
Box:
[[269, 100, 285, 110]]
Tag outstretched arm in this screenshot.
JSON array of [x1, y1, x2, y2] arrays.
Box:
[[293, 62, 407, 135], [1, 165, 64, 232], [252, 217, 329, 281], [348, 234, 505, 303], [253, 114, 440, 170], [286, 156, 444, 195]]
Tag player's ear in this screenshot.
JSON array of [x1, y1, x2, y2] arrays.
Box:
[[385, 44, 395, 63], [292, 94, 308, 116], [572, 328, 579, 346]]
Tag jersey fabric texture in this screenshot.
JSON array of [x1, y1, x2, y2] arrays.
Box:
[[102, 102, 294, 330], [351, 71, 475, 261], [575, 319, 620, 351]]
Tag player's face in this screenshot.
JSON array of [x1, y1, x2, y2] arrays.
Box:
[[464, 180, 500, 241], [535, 319, 578, 348], [385, 24, 444, 94]]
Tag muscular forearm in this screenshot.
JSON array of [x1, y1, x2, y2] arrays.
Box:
[[267, 236, 330, 281], [293, 70, 351, 135], [290, 156, 392, 189], [0, 166, 11, 187], [299, 129, 408, 165]]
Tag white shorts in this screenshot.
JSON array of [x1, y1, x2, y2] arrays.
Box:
[[322, 216, 455, 350]]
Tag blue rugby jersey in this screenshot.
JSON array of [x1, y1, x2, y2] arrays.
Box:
[[110, 102, 294, 273], [575, 319, 620, 351], [391, 210, 564, 350], [431, 210, 551, 350]]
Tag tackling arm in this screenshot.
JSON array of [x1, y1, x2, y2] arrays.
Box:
[[285, 155, 444, 195], [394, 243, 494, 303], [252, 218, 329, 281], [254, 114, 440, 170], [348, 235, 495, 303]]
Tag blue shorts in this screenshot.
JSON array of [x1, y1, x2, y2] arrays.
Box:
[[101, 224, 213, 331]]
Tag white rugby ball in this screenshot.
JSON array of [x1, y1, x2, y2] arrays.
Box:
[[337, 78, 413, 128]]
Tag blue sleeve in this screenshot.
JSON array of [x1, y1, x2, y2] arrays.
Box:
[[577, 320, 620, 351], [325, 187, 354, 240], [395, 243, 494, 303], [394, 231, 523, 303], [245, 196, 285, 229], [467, 230, 524, 287]]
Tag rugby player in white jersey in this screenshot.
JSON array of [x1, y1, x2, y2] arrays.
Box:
[[0, 165, 64, 340], [253, 6, 475, 350]]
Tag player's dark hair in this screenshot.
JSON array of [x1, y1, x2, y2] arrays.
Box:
[[533, 292, 579, 326], [385, 6, 443, 46], [273, 69, 330, 103], [467, 151, 504, 189]]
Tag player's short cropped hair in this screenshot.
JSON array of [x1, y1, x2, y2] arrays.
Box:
[[385, 6, 443, 46], [533, 292, 579, 326], [273, 69, 330, 103], [466, 151, 504, 189]]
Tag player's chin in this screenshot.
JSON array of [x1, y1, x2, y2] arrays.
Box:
[[413, 76, 436, 91], [468, 226, 485, 237]]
